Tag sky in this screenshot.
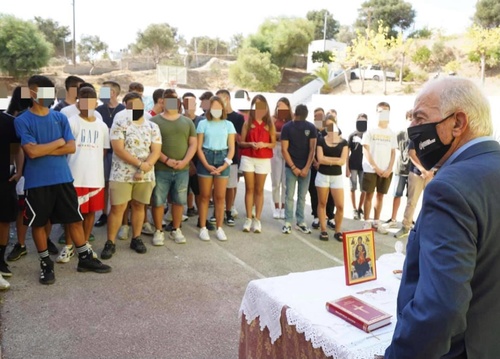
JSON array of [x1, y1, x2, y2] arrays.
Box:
[[1, 0, 477, 52]]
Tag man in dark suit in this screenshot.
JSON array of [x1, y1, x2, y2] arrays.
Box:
[[384, 77, 500, 358]]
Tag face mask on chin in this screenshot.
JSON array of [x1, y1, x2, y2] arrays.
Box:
[[407, 113, 455, 170]]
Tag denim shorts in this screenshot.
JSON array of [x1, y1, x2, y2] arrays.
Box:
[[392, 174, 408, 197], [197, 148, 230, 178], [152, 170, 189, 206]]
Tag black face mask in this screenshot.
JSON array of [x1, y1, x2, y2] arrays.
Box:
[[356, 120, 367, 132], [132, 109, 143, 121], [407, 113, 455, 170]]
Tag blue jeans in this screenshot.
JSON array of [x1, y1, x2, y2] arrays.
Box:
[[152, 170, 189, 206], [285, 167, 311, 225]]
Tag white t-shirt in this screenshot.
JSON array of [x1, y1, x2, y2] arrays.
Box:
[[61, 104, 104, 121], [67, 115, 110, 188], [361, 126, 398, 173], [109, 116, 161, 183]]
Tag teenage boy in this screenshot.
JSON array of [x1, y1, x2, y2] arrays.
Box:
[[216, 89, 245, 225], [281, 104, 317, 234], [14, 75, 111, 284], [95, 81, 126, 227], [149, 89, 197, 245], [56, 87, 110, 263], [52, 75, 84, 111], [361, 102, 397, 234], [100, 92, 161, 260]]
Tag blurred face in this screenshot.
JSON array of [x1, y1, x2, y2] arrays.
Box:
[[183, 97, 196, 113], [276, 101, 290, 120], [219, 93, 230, 109], [30, 86, 55, 107], [201, 99, 210, 111], [254, 100, 267, 119], [79, 98, 97, 111], [165, 97, 179, 112], [126, 98, 144, 110]]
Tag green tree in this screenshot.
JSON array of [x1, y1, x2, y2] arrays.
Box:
[[349, 22, 400, 94], [312, 50, 335, 64], [77, 35, 108, 75], [229, 47, 281, 91], [0, 15, 53, 77], [247, 17, 314, 70], [466, 25, 500, 84], [133, 23, 180, 66], [335, 25, 356, 45], [355, 0, 416, 38], [34, 16, 71, 58], [306, 9, 340, 40], [474, 0, 500, 28], [412, 45, 432, 70]]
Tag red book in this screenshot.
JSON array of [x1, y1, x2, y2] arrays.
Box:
[[325, 295, 392, 333]]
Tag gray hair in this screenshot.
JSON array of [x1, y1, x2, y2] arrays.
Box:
[[434, 77, 492, 137]]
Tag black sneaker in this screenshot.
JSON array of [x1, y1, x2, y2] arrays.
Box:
[[130, 237, 147, 254], [186, 207, 198, 217], [78, 255, 112, 273], [100, 240, 116, 260], [319, 231, 329, 241], [209, 215, 216, 224], [39, 258, 55, 285], [225, 214, 235, 227], [7, 243, 27, 261], [47, 238, 59, 255], [94, 213, 108, 227], [0, 261, 12, 277], [312, 218, 320, 230], [197, 219, 216, 231]]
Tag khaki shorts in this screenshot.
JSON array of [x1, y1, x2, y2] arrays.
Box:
[[109, 181, 156, 205], [362, 172, 393, 195]]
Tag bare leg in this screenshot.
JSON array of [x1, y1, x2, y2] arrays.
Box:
[[316, 187, 329, 232], [198, 177, 214, 227], [331, 188, 344, 232], [364, 192, 375, 220], [152, 205, 164, 231], [214, 178, 228, 228], [243, 172, 255, 219], [374, 192, 385, 221], [254, 174, 267, 220], [107, 203, 128, 242], [82, 212, 95, 242], [130, 200, 146, 239]]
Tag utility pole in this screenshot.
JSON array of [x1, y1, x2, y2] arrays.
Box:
[[72, 0, 76, 66]]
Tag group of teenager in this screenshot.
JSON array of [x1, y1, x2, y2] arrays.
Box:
[[0, 74, 430, 290]]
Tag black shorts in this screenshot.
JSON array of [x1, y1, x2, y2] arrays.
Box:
[[24, 183, 83, 227], [0, 181, 18, 223], [189, 173, 200, 196]]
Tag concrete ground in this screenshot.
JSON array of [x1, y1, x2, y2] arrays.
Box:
[[0, 177, 413, 359]]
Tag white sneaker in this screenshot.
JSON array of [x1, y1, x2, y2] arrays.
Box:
[[273, 208, 280, 219], [253, 219, 262, 233], [0, 275, 10, 291], [152, 230, 165, 246], [376, 221, 389, 234], [279, 208, 285, 219], [216, 227, 227, 241], [118, 225, 129, 240], [231, 207, 238, 219], [56, 245, 75, 263], [199, 227, 210, 241], [141, 222, 155, 235], [243, 218, 252, 232], [170, 228, 186, 244]]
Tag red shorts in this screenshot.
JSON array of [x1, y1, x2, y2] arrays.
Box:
[[75, 187, 104, 214]]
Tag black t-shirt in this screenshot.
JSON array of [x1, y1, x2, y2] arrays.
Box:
[[281, 120, 317, 169], [227, 111, 245, 165], [52, 100, 70, 112], [0, 111, 20, 182], [318, 137, 348, 176], [96, 103, 126, 129], [348, 131, 364, 171]]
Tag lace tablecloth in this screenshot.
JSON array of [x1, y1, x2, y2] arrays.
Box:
[[239, 254, 404, 359]]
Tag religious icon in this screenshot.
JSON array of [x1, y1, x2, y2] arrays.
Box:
[[342, 229, 377, 285]]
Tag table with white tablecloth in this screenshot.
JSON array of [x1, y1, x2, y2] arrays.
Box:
[[238, 253, 405, 359]]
